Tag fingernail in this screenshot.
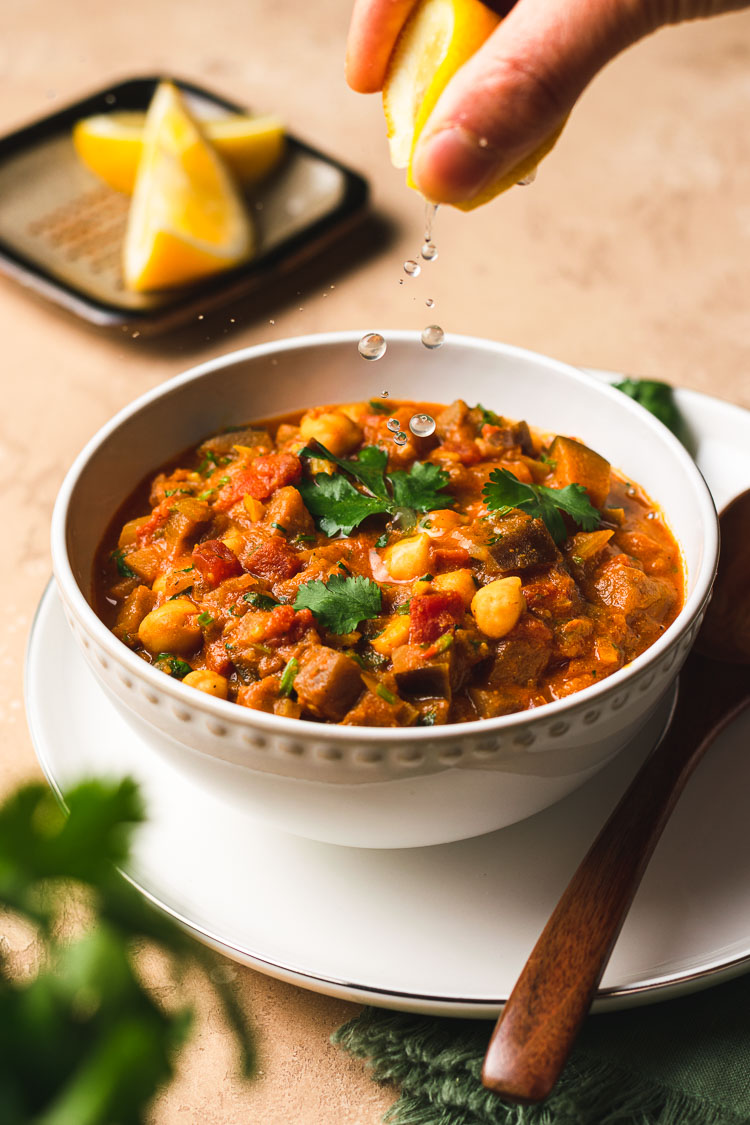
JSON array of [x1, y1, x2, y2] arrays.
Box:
[[412, 125, 503, 204]]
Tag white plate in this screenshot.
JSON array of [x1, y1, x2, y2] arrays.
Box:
[[26, 379, 750, 1018]]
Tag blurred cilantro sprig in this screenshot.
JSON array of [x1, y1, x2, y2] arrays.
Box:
[[0, 778, 254, 1125], [613, 378, 689, 445]]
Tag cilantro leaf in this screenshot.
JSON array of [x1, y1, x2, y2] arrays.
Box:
[[299, 442, 452, 537], [389, 461, 451, 512], [298, 473, 389, 537], [294, 574, 382, 633], [483, 468, 600, 544], [300, 443, 389, 499], [613, 378, 688, 444]]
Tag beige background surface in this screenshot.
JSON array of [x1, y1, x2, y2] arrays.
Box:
[[3, 0, 749, 1121]]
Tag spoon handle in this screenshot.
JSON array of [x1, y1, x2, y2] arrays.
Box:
[[481, 655, 749, 1105]]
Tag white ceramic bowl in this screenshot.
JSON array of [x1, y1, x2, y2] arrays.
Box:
[[51, 331, 718, 848]]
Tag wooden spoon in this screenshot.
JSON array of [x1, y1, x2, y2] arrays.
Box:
[[482, 489, 750, 1105]]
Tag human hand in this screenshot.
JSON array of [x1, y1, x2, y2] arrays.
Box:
[[346, 0, 750, 206]]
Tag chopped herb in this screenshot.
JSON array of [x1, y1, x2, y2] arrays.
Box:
[[375, 532, 389, 548], [180, 565, 195, 573], [197, 612, 214, 627], [423, 631, 454, 658], [368, 398, 392, 414], [420, 519, 433, 529], [417, 710, 437, 726], [571, 555, 584, 566], [483, 468, 600, 545], [418, 573, 434, 582], [613, 378, 688, 442], [376, 684, 397, 704], [539, 451, 557, 469], [337, 561, 351, 574], [270, 522, 287, 534], [111, 549, 137, 579], [198, 450, 220, 475], [154, 653, 192, 679], [164, 487, 193, 497], [298, 441, 451, 537], [253, 643, 273, 655], [395, 600, 412, 615], [294, 574, 382, 634], [229, 604, 244, 616], [243, 591, 279, 610], [218, 475, 230, 486], [295, 533, 316, 543], [198, 489, 216, 501], [279, 657, 300, 697], [169, 586, 193, 599], [475, 403, 502, 427]]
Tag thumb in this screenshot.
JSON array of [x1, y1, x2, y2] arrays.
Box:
[[411, 0, 654, 204]]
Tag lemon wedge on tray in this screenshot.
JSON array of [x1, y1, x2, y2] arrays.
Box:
[[122, 82, 254, 292], [383, 0, 565, 210], [73, 110, 285, 195]]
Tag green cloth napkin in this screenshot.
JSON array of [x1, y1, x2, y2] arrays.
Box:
[[334, 971, 750, 1124]]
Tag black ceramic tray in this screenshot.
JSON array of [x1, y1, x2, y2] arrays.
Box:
[[0, 76, 369, 331]]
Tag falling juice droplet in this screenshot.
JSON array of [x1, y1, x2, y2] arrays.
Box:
[[424, 201, 439, 242], [386, 418, 401, 432], [358, 332, 387, 361], [269, 318, 275, 325], [421, 324, 444, 350], [398, 278, 404, 286], [409, 413, 436, 438], [425, 298, 434, 308], [421, 241, 438, 262], [197, 313, 204, 320], [394, 431, 408, 446], [380, 390, 389, 398], [517, 167, 537, 186], [131, 330, 141, 339], [404, 259, 421, 277]]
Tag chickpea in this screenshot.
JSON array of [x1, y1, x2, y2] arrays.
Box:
[[383, 533, 432, 581], [182, 670, 229, 699], [138, 597, 202, 655], [432, 568, 476, 608], [299, 409, 363, 456], [471, 577, 524, 640], [422, 509, 464, 536], [370, 614, 411, 656]]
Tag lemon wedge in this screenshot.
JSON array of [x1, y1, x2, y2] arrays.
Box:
[[73, 110, 285, 195], [383, 0, 564, 210], [122, 82, 254, 292]]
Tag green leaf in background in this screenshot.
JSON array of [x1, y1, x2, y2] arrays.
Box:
[[613, 377, 690, 445], [0, 779, 255, 1124]]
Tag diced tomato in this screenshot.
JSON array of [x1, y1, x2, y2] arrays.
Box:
[[205, 638, 234, 676], [264, 605, 315, 644], [433, 545, 470, 571], [215, 453, 302, 511], [136, 501, 171, 545], [409, 591, 465, 645], [192, 539, 244, 587], [246, 537, 302, 581]]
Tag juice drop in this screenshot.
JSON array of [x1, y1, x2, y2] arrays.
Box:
[[404, 259, 421, 277], [358, 333, 387, 361], [409, 413, 436, 438], [517, 168, 537, 185], [425, 298, 434, 308], [421, 325, 444, 350], [421, 241, 438, 262], [386, 418, 401, 432], [393, 431, 408, 446]]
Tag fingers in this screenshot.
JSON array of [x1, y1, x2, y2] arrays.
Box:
[[411, 0, 653, 204], [346, 0, 421, 92]]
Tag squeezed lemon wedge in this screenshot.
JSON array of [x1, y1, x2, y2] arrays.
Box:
[[383, 0, 564, 210], [122, 82, 254, 292], [73, 110, 285, 195]]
